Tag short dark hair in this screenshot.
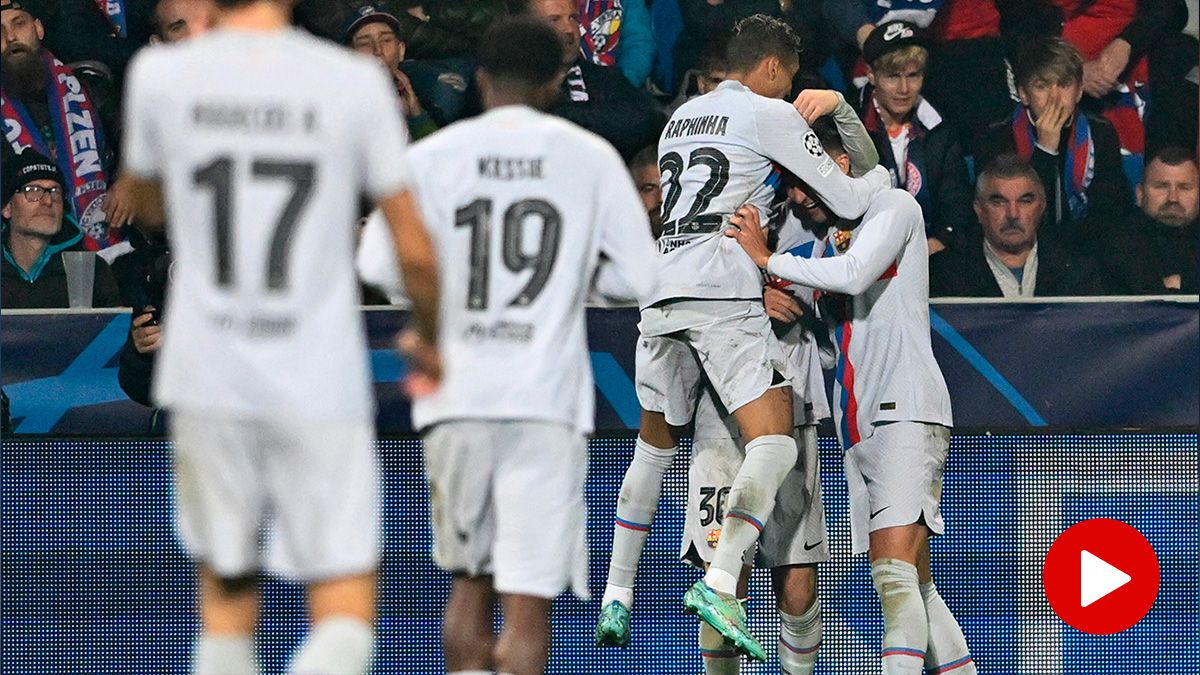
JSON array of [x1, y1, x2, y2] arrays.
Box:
[[1145, 145, 1198, 171], [629, 145, 657, 170], [478, 16, 564, 88], [1014, 37, 1083, 89], [725, 14, 801, 74], [975, 153, 1045, 201]]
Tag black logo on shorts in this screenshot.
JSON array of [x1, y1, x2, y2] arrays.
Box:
[[870, 506, 891, 519], [803, 540, 823, 551], [879, 401, 896, 411]]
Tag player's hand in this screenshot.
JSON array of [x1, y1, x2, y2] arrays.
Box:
[[396, 328, 441, 398], [927, 237, 946, 256], [391, 66, 422, 117], [1033, 94, 1069, 151], [793, 89, 840, 123], [763, 286, 803, 323], [724, 205, 771, 268], [131, 309, 163, 354], [104, 177, 136, 228]]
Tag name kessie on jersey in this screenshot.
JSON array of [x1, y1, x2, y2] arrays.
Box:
[[478, 156, 544, 180]]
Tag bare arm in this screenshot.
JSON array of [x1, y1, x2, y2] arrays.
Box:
[[116, 171, 167, 238]]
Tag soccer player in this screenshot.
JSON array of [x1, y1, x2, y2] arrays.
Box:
[[362, 16, 659, 675], [598, 14, 888, 660], [118, 1, 440, 673], [726, 120, 976, 675]]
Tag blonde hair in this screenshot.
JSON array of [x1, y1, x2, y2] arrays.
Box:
[[871, 45, 928, 75]]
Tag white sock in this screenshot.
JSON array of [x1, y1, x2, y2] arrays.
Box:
[[920, 581, 976, 674], [287, 616, 373, 675], [194, 634, 255, 675], [601, 583, 634, 609], [699, 620, 740, 674], [778, 599, 822, 675], [605, 437, 676, 595], [705, 434, 797, 593], [871, 559, 928, 675]]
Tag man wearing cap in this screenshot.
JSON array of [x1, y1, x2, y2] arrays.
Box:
[[1, 0, 121, 249], [1, 147, 120, 308], [859, 20, 971, 257], [343, 4, 439, 141]]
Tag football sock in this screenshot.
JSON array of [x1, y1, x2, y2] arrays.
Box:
[[287, 616, 373, 675], [871, 558, 928, 675], [778, 599, 822, 674], [194, 634, 255, 675], [920, 581, 976, 674], [705, 434, 797, 594], [604, 437, 677, 602]]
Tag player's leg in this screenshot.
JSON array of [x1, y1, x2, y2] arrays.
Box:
[[492, 421, 589, 672], [763, 424, 826, 675], [494, 593, 551, 675], [195, 566, 259, 675], [420, 422, 501, 672], [917, 542, 977, 674], [264, 419, 380, 675], [442, 574, 497, 673], [682, 308, 796, 660], [856, 422, 964, 675], [171, 412, 263, 675], [697, 568, 751, 675], [598, 336, 699, 646]]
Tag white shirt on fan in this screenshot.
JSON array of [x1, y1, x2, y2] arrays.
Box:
[[380, 105, 659, 434], [647, 79, 890, 310], [121, 27, 411, 422]]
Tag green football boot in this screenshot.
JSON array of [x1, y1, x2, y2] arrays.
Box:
[[683, 579, 766, 662], [595, 600, 632, 648]]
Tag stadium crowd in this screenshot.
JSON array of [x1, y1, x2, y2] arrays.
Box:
[[1, 0, 1197, 312]]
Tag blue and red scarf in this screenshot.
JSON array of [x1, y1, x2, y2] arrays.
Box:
[[1, 50, 116, 250], [579, 0, 621, 67], [1012, 105, 1095, 221]]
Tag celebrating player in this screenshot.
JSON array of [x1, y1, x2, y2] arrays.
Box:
[[598, 14, 889, 661], [118, 1, 440, 673], [726, 117, 976, 675]]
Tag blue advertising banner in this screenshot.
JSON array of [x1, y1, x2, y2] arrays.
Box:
[[2, 299, 1197, 436]]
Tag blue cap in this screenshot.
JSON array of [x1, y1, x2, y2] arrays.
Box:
[[341, 4, 402, 44]]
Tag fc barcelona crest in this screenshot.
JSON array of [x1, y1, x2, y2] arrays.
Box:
[[833, 229, 853, 253], [706, 528, 722, 549]]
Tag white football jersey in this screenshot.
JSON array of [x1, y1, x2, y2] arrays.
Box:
[[691, 211, 832, 440], [405, 106, 658, 433], [765, 189, 953, 449], [648, 80, 890, 306], [122, 28, 411, 421]]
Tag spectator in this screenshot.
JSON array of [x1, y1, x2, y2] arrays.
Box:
[[579, 0, 655, 87], [858, 20, 971, 255], [1, 0, 120, 249], [628, 145, 663, 239], [1127, 146, 1199, 293], [931, 154, 1103, 297], [667, 33, 728, 114], [150, 0, 217, 44], [1, 148, 121, 308], [975, 37, 1134, 287], [26, 0, 153, 81], [527, 0, 664, 161], [343, 4, 439, 140], [824, 0, 1013, 154]]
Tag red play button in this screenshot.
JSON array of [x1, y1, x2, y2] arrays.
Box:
[[1043, 518, 1160, 635]]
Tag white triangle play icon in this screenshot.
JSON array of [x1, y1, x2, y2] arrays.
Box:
[[1080, 550, 1132, 608]]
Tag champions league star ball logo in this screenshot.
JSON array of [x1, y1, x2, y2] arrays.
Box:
[[833, 229, 853, 253], [707, 528, 721, 549], [803, 130, 825, 158]]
